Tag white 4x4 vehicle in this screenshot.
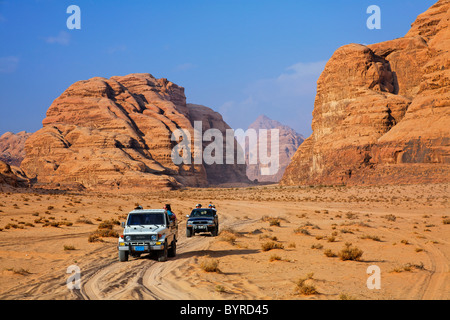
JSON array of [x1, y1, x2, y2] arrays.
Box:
[[118, 209, 178, 262]]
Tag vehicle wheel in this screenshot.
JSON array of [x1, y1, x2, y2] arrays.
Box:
[[168, 239, 177, 258], [119, 250, 129, 262], [186, 228, 192, 238], [211, 224, 218, 237], [157, 242, 168, 262]]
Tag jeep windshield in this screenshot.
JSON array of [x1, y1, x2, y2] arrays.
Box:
[[127, 213, 165, 226], [189, 209, 215, 218]]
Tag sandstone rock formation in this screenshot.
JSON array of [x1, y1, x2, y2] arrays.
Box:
[[245, 115, 304, 182], [0, 131, 32, 167], [21, 73, 248, 191], [282, 0, 450, 186], [0, 160, 29, 188]]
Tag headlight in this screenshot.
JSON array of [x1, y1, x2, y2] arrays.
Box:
[[125, 236, 131, 242], [151, 234, 158, 241]]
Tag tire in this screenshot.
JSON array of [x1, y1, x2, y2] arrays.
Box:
[[212, 225, 219, 237], [186, 228, 193, 238], [168, 239, 177, 258], [157, 242, 168, 262], [119, 250, 129, 262]]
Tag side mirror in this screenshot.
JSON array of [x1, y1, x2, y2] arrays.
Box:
[[186, 215, 190, 218], [121, 221, 125, 228]]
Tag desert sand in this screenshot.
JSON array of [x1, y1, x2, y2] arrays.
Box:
[[0, 183, 448, 300]]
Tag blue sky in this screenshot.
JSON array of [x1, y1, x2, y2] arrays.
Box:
[[0, 0, 436, 136]]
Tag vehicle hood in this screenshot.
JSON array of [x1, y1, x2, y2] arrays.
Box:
[[124, 225, 165, 234], [188, 217, 214, 221]]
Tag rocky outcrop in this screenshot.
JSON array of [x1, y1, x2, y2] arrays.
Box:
[[246, 115, 304, 182], [0, 131, 32, 167], [281, 0, 450, 186], [0, 160, 29, 188], [21, 73, 248, 191]]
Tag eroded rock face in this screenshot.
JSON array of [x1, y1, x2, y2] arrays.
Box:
[[0, 131, 32, 167], [245, 115, 304, 183], [21, 73, 248, 190], [0, 160, 29, 188], [281, 0, 450, 186]]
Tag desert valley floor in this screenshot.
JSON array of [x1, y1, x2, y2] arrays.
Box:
[[0, 183, 448, 300]]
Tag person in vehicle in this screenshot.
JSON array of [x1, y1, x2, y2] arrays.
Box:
[[195, 203, 202, 209], [164, 204, 176, 222]]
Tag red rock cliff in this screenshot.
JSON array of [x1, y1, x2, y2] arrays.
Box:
[[281, 0, 450, 185]]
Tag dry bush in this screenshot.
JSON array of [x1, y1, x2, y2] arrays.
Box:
[[360, 234, 381, 241], [98, 219, 119, 229], [294, 227, 311, 236], [76, 217, 93, 224], [199, 256, 220, 273], [261, 241, 284, 252], [269, 254, 281, 262], [6, 267, 30, 275], [339, 293, 356, 300], [383, 214, 397, 222], [295, 273, 317, 295], [338, 242, 363, 261], [391, 262, 425, 273], [324, 249, 337, 257], [269, 218, 281, 227], [218, 230, 237, 245]]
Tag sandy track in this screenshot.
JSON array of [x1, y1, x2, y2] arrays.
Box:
[[77, 215, 243, 300]]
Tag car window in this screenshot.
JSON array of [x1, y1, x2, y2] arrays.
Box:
[[127, 213, 165, 225], [190, 209, 214, 217]]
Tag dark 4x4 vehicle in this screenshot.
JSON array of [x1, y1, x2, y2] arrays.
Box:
[[186, 208, 219, 237]]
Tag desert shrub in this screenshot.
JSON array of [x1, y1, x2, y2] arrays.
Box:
[[294, 227, 311, 236], [383, 214, 396, 222], [339, 293, 356, 300], [98, 219, 120, 229], [64, 245, 76, 251], [269, 218, 281, 227], [324, 249, 337, 257], [338, 242, 363, 261], [295, 273, 317, 295], [311, 243, 323, 250], [199, 256, 220, 272], [261, 241, 284, 252], [269, 254, 281, 262], [6, 267, 30, 275], [215, 285, 226, 293], [391, 262, 425, 273], [76, 217, 93, 224], [360, 234, 381, 241], [218, 231, 236, 245], [443, 218, 450, 225]]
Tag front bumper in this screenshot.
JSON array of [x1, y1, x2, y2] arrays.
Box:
[[188, 224, 216, 232], [118, 242, 164, 252]]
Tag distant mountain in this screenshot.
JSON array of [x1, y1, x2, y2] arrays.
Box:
[[245, 115, 304, 182], [0, 131, 33, 167]]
